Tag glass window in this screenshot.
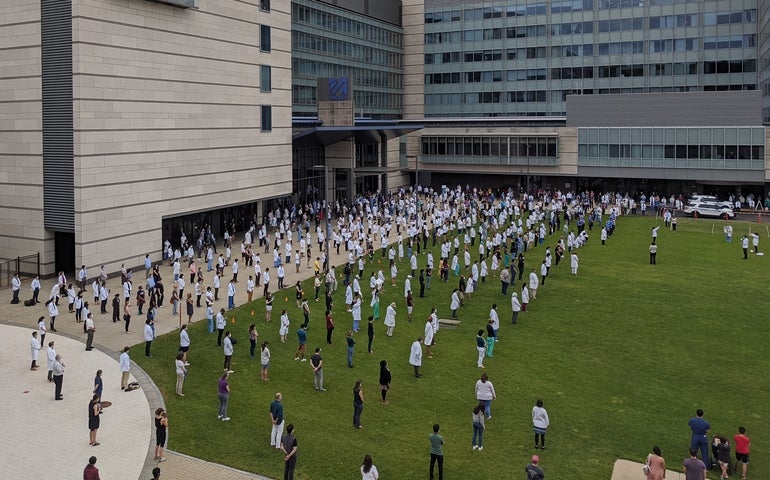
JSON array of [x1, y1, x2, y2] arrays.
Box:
[[260, 65, 272, 92], [260, 0, 270, 11], [261, 105, 272, 132], [260, 25, 271, 52]]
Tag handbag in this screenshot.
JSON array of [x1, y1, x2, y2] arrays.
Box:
[[642, 454, 651, 475]]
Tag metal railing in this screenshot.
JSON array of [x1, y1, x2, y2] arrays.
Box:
[[0, 253, 40, 288]]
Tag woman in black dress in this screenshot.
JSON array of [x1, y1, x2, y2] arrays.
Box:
[[154, 408, 168, 462], [88, 394, 102, 446], [185, 293, 194, 324], [378, 360, 392, 405]]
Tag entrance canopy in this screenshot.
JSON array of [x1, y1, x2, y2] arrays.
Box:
[[293, 119, 423, 148]]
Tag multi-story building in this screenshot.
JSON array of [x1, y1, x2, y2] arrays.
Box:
[[0, 0, 292, 276], [400, 0, 770, 196]]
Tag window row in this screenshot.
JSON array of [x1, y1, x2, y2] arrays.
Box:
[[424, 85, 757, 106], [425, 61, 756, 84], [292, 31, 401, 68], [579, 144, 764, 160], [293, 59, 402, 88], [424, 2, 593, 22], [425, 91, 548, 105], [421, 136, 559, 158], [292, 85, 403, 110], [599, 0, 702, 8], [704, 35, 756, 49], [425, 47, 549, 64], [426, 8, 754, 27], [425, 33, 757, 50], [292, 3, 402, 47]]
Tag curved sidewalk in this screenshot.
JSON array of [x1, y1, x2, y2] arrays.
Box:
[[0, 324, 150, 480]]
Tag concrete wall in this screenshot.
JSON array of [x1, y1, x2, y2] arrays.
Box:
[[0, 1, 56, 272], [567, 91, 763, 127], [67, 0, 293, 273]]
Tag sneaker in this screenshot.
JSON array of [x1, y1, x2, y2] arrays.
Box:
[[226, 370, 234, 374], [217, 415, 223, 419], [294, 357, 299, 361], [478, 446, 483, 451], [472, 445, 478, 450], [222, 417, 230, 421], [301, 358, 307, 362], [158, 457, 166, 463], [320, 388, 326, 392]]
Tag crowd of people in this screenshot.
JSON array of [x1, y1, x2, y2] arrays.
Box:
[[15, 183, 758, 480]]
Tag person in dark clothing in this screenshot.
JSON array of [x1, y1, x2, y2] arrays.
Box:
[[281, 424, 298, 480]]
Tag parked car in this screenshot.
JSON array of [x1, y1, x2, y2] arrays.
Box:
[[688, 195, 732, 208], [684, 202, 735, 219]]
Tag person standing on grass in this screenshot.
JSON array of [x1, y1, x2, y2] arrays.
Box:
[[471, 402, 485, 451], [366, 315, 375, 353], [281, 423, 298, 480], [688, 409, 711, 468], [511, 292, 521, 324], [409, 337, 423, 378], [269, 392, 284, 448], [429, 423, 444, 480], [751, 232, 760, 253], [475, 372, 496, 419], [325, 310, 335, 345], [450, 289, 460, 318], [311, 347, 325, 391], [649, 241, 658, 265], [295, 326, 308, 361], [384, 302, 397, 337], [248, 324, 258, 359], [223, 331, 234, 372], [379, 360, 391, 404], [682, 449, 707, 480], [260, 341, 271, 381], [175, 352, 187, 397], [347, 330, 356, 367], [525, 455, 545, 480], [352, 379, 364, 428], [216, 308, 227, 346], [532, 399, 549, 449], [360, 454, 379, 480], [570, 251, 579, 275], [475, 330, 486, 369], [217, 371, 230, 421], [733, 426, 750, 480]]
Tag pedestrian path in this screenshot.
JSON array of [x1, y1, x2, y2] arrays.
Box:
[[611, 459, 686, 480], [0, 324, 150, 480]]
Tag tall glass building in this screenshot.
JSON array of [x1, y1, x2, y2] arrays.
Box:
[[397, 0, 770, 196], [420, 0, 758, 118]]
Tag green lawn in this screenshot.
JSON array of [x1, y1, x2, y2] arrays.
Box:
[[136, 215, 768, 480]]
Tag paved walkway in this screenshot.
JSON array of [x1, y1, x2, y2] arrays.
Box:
[[611, 459, 686, 480], [0, 324, 150, 480]]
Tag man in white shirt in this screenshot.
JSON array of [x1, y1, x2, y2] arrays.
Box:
[[11, 273, 21, 304], [31, 275, 41, 304], [144, 319, 155, 357], [231, 259, 239, 283], [227, 280, 236, 310], [247, 276, 255, 303], [85, 313, 96, 351], [216, 308, 227, 346], [119, 346, 131, 390], [529, 270, 539, 299], [78, 265, 88, 291]]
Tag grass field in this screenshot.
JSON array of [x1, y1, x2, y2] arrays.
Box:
[[135, 215, 768, 480]]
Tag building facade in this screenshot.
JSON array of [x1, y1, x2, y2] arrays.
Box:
[[0, 0, 292, 276], [399, 0, 770, 196]]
